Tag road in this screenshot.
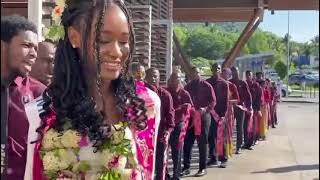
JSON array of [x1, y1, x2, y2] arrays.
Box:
[[179, 102, 319, 180]]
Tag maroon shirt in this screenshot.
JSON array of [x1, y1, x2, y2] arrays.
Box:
[[246, 80, 262, 111], [230, 78, 252, 109], [166, 87, 194, 124], [184, 79, 216, 112], [145, 83, 175, 140], [4, 76, 46, 179], [206, 77, 229, 117], [228, 81, 240, 103]]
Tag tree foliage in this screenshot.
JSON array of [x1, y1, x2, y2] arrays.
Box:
[[174, 23, 319, 76]]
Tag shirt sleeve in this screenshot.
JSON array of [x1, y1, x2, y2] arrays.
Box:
[[230, 83, 240, 103], [243, 81, 253, 109], [205, 81, 216, 112]]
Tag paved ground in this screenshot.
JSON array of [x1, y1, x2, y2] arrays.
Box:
[[180, 102, 319, 180]]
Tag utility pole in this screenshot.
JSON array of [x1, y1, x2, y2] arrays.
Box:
[[286, 11, 290, 97]]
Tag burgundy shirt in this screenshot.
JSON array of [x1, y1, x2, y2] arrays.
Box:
[[166, 87, 194, 124], [230, 78, 252, 109], [246, 80, 262, 111], [145, 83, 175, 140], [4, 76, 46, 179], [228, 81, 240, 103], [206, 77, 229, 117], [184, 79, 216, 112]]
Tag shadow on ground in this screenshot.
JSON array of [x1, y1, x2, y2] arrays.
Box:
[[251, 164, 319, 174]]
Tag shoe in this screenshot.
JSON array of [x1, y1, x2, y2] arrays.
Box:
[[194, 169, 207, 177], [254, 141, 259, 145], [272, 125, 276, 128], [219, 161, 227, 168], [235, 149, 241, 154], [180, 168, 190, 176], [246, 146, 254, 150], [207, 159, 218, 167]]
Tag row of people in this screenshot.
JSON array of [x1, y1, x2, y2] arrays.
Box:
[[130, 63, 280, 180]]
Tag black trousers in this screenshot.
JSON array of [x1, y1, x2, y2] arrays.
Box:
[[208, 118, 228, 162], [169, 121, 185, 179], [183, 112, 211, 170], [155, 138, 169, 180], [234, 106, 245, 150]]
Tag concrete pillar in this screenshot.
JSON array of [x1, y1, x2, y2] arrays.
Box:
[[28, 0, 43, 41]]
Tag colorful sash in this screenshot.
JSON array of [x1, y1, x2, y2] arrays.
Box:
[[225, 103, 234, 158]]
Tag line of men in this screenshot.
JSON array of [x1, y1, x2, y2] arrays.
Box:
[[130, 62, 280, 180], [1, 15, 280, 180]]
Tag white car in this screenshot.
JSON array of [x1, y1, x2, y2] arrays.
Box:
[[281, 84, 292, 97]]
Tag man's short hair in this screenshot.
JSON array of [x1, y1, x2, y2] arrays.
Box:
[[145, 67, 159, 75], [1, 15, 37, 42], [256, 72, 263, 76], [245, 70, 252, 75]]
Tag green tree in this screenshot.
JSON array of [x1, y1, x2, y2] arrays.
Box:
[[274, 60, 287, 80]]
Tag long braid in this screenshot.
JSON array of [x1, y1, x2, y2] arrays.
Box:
[[34, 0, 148, 151]]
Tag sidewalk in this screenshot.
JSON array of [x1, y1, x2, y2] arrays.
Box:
[[282, 97, 319, 104]]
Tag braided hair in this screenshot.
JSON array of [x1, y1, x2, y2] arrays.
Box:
[[36, 0, 148, 151]]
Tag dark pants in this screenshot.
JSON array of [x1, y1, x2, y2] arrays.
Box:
[[243, 112, 254, 148], [169, 121, 185, 179], [234, 106, 245, 150], [208, 118, 228, 162], [155, 138, 169, 180], [183, 112, 211, 170], [272, 106, 278, 126]]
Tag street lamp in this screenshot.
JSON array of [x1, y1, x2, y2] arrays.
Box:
[[286, 11, 290, 97]]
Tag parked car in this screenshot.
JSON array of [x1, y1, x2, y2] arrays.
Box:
[[281, 84, 292, 97], [288, 74, 319, 86]]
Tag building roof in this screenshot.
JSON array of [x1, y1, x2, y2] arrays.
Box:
[[173, 0, 319, 22]]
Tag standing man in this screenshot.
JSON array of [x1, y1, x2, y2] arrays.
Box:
[[30, 40, 55, 86], [166, 72, 194, 180], [276, 77, 282, 102], [221, 68, 240, 158], [145, 68, 175, 180], [230, 67, 252, 154], [1, 15, 46, 179], [206, 63, 229, 168], [182, 66, 216, 177], [245, 70, 262, 149]]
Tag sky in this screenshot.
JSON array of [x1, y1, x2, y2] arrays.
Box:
[[259, 10, 319, 43]]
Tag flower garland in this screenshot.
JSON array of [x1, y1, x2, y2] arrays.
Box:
[[40, 121, 140, 180], [43, 0, 66, 42]]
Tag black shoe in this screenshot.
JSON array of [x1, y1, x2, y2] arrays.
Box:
[[272, 125, 276, 128], [180, 168, 190, 176], [207, 159, 218, 167], [219, 161, 227, 168], [194, 169, 207, 177]]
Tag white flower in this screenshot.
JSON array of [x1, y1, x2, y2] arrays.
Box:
[[120, 169, 132, 180], [58, 149, 77, 165], [42, 151, 61, 171], [56, 0, 66, 9], [42, 129, 63, 150], [111, 125, 125, 144], [60, 130, 81, 148]]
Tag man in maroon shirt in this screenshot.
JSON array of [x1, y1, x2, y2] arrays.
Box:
[[1, 15, 46, 179], [182, 66, 216, 177], [166, 72, 193, 180], [30, 40, 56, 86], [230, 67, 252, 153], [245, 70, 262, 149], [206, 63, 229, 168], [145, 67, 175, 180]]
